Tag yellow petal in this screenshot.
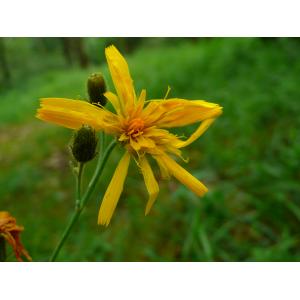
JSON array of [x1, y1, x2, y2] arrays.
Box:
[[176, 118, 216, 148], [153, 155, 171, 179], [37, 109, 93, 130], [139, 155, 159, 215], [98, 152, 131, 226], [128, 135, 157, 152], [137, 136, 156, 149], [159, 154, 208, 196], [104, 91, 121, 115], [144, 98, 222, 128], [36, 98, 117, 132], [105, 45, 136, 114], [119, 132, 129, 142], [135, 89, 146, 116], [129, 137, 141, 151]]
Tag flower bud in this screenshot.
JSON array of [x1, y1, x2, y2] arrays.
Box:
[[87, 73, 107, 106], [71, 125, 98, 163]]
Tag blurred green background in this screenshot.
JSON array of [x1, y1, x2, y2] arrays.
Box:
[[1, 37, 300, 261]]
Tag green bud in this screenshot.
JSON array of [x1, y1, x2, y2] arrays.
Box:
[[71, 125, 98, 163], [87, 73, 107, 106]]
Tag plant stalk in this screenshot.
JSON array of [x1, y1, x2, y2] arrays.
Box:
[[49, 139, 117, 262], [75, 162, 84, 209]]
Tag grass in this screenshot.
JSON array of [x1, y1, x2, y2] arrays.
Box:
[[1, 38, 300, 261]]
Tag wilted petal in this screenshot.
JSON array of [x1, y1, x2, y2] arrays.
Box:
[[0, 211, 32, 262]]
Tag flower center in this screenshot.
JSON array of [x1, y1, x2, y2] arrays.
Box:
[[126, 118, 145, 138]]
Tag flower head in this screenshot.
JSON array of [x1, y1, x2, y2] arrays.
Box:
[[36, 45, 222, 226], [0, 211, 32, 261]]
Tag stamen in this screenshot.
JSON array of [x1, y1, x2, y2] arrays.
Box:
[[126, 118, 145, 139]]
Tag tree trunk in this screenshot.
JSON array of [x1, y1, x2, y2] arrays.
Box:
[[0, 38, 11, 86], [60, 37, 73, 67], [0, 236, 6, 262], [73, 38, 89, 69]]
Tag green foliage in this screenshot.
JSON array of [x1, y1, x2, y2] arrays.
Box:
[[1, 38, 300, 261]]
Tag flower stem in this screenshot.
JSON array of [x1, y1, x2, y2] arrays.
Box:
[[0, 236, 6, 262], [99, 131, 105, 154], [49, 139, 117, 262], [75, 162, 84, 209]]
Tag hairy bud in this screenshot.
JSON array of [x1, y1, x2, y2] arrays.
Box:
[[87, 73, 107, 106], [71, 125, 98, 163]]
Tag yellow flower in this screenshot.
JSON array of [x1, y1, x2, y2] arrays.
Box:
[[36, 45, 222, 226], [0, 211, 32, 261]]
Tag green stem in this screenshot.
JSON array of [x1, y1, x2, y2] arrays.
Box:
[[75, 162, 84, 209], [99, 132, 105, 155], [49, 139, 117, 262], [0, 236, 6, 262]]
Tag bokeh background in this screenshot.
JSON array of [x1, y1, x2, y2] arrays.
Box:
[[1, 37, 300, 261]]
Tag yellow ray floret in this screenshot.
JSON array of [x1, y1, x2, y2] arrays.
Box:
[[139, 155, 159, 215], [37, 98, 120, 134], [98, 152, 131, 226], [36, 44, 223, 226], [105, 45, 136, 114], [157, 154, 208, 196]]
